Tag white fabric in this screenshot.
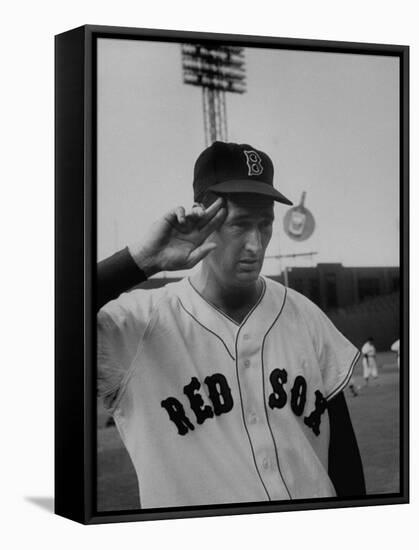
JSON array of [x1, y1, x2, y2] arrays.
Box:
[[97, 276, 359, 508], [391, 339, 400, 367]]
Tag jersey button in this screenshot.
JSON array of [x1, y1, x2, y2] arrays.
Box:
[[248, 412, 257, 424], [244, 359, 251, 368], [262, 457, 270, 470], [243, 333, 250, 340]]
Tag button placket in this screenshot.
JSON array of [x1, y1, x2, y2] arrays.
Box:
[[248, 412, 257, 424], [262, 457, 270, 470], [236, 327, 291, 501]]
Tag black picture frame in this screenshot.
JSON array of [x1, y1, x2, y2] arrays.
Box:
[[55, 24, 409, 524]]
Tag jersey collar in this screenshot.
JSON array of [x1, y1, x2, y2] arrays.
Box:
[[175, 277, 287, 361]]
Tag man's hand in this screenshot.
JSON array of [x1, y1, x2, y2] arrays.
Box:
[[128, 197, 227, 276]]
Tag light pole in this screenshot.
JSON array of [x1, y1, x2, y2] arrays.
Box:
[[181, 44, 246, 145]]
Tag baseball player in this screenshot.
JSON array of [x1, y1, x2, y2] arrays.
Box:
[[97, 141, 365, 508], [361, 337, 378, 385], [390, 339, 400, 368]]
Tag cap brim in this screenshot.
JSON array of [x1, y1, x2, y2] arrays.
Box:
[[208, 180, 293, 206]]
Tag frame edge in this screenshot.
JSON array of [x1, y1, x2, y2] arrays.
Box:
[[55, 25, 89, 525]]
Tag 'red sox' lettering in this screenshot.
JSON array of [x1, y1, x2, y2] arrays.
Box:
[[161, 368, 327, 436]]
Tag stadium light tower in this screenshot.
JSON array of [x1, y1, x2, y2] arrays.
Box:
[[181, 44, 246, 145]]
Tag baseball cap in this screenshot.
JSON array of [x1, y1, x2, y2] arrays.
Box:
[[193, 141, 293, 205]]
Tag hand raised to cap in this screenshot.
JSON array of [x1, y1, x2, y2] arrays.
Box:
[[129, 197, 227, 276]]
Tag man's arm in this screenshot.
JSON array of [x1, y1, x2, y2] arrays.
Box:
[[328, 391, 366, 497], [97, 199, 227, 312], [97, 247, 147, 312]]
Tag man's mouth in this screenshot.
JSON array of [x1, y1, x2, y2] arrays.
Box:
[[238, 259, 260, 266]]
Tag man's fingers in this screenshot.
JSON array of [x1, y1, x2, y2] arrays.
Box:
[[187, 242, 218, 267], [162, 200, 225, 242], [198, 205, 227, 241], [163, 206, 186, 227], [205, 196, 224, 215], [197, 197, 225, 228], [171, 199, 225, 232], [175, 206, 186, 224], [191, 203, 205, 217], [182, 204, 205, 226]]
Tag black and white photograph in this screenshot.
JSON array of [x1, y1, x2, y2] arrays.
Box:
[[93, 31, 406, 516], [3, 0, 418, 544]]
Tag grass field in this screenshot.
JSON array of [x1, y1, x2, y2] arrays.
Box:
[[346, 352, 400, 495], [97, 351, 400, 511]]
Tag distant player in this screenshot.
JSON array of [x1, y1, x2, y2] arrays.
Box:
[[391, 339, 400, 368], [97, 141, 365, 508], [361, 337, 378, 385]]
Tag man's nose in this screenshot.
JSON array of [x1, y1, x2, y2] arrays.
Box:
[[244, 229, 262, 253]]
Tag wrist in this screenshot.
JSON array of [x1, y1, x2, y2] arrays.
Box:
[[127, 242, 160, 278]]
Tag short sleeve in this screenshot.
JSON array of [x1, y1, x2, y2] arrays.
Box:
[[293, 290, 360, 400], [97, 289, 160, 399]]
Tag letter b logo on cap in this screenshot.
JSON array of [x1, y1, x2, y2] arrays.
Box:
[[244, 150, 264, 176]]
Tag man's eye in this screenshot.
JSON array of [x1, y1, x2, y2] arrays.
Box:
[[232, 221, 247, 228]]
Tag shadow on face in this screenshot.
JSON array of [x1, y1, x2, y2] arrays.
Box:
[[202, 193, 275, 287]]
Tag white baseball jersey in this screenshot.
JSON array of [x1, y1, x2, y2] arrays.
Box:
[[97, 276, 359, 509]]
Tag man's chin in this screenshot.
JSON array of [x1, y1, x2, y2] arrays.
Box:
[[235, 270, 261, 285]]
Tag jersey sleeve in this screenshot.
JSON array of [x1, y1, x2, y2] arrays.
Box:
[[97, 288, 161, 402], [97, 247, 147, 311], [296, 292, 360, 400]]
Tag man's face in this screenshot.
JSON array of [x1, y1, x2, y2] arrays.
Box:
[[204, 194, 274, 288]]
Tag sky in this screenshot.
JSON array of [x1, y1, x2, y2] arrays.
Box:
[[97, 38, 399, 275]]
